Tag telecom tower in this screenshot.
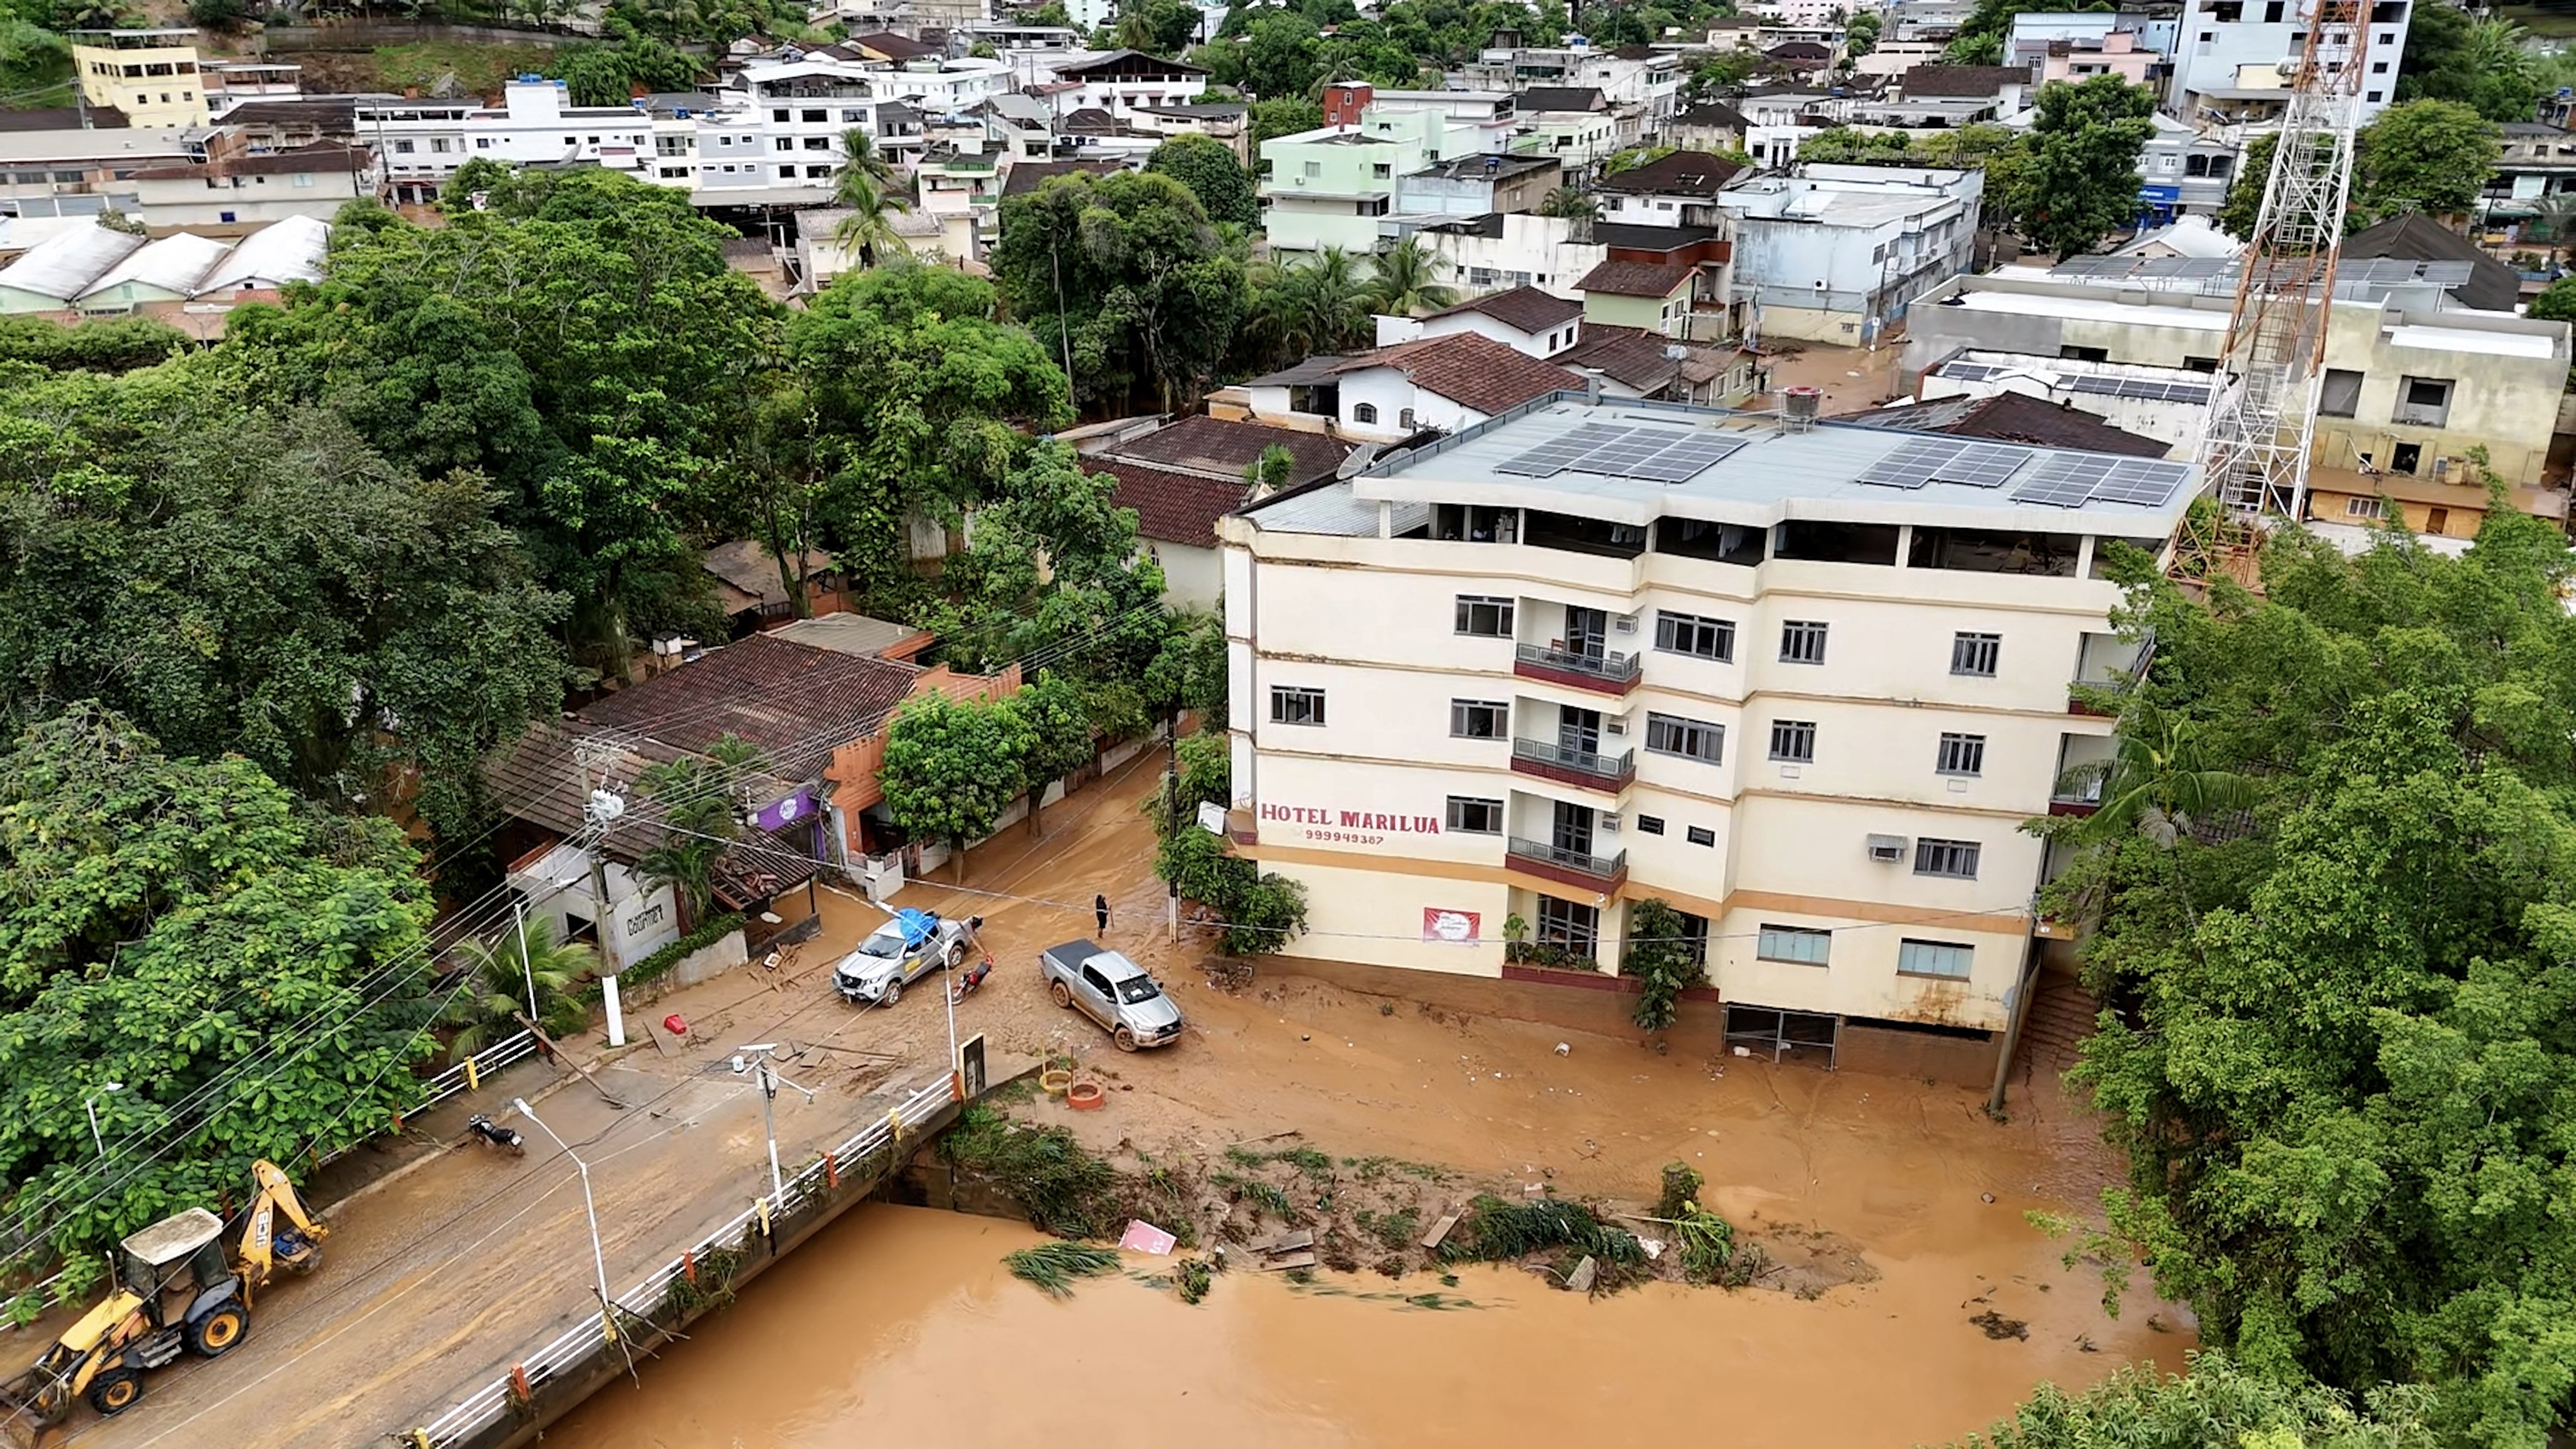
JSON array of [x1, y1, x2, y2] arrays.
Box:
[[2195, 2, 2369, 520]]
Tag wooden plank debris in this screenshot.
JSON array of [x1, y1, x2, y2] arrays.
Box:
[[1420, 1213, 1459, 1251]]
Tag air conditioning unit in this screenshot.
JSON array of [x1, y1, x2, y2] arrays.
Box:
[[1599, 813, 1621, 832], [1603, 717, 1629, 736], [2432, 456, 2452, 479], [1611, 614, 1638, 634], [1865, 833, 1907, 863]]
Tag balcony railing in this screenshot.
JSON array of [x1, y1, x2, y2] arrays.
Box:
[[1510, 736, 1634, 791], [1506, 835, 1628, 889], [1513, 643, 1642, 695], [2047, 779, 2104, 817]]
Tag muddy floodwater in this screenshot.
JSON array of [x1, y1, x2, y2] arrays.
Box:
[[547, 1202, 2187, 1449]]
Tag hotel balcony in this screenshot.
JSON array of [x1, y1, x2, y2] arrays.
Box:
[[1513, 642, 1642, 696], [1505, 835, 1629, 892], [1509, 736, 1634, 792]]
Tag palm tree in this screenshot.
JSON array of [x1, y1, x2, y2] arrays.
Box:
[[1537, 186, 1598, 220], [444, 917, 596, 1057], [2467, 17, 2536, 87], [1363, 235, 1458, 317], [2040, 697, 2258, 939], [1286, 247, 1372, 354], [632, 735, 771, 931], [831, 128, 912, 267]]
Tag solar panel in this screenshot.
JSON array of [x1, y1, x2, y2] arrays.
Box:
[[1856, 437, 1969, 489], [1498, 422, 1634, 476], [2010, 454, 2192, 508], [2087, 458, 2194, 506], [1931, 442, 2034, 489], [1629, 433, 1748, 482], [1938, 361, 2007, 382]]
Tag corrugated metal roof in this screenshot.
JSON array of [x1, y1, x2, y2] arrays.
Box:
[[196, 214, 328, 293], [76, 231, 229, 301], [0, 220, 143, 301]]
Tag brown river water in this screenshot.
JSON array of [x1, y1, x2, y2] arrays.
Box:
[[546, 1201, 2189, 1449]]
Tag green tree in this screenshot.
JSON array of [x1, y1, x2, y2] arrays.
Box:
[[881, 692, 1031, 882], [2219, 132, 2277, 242], [831, 127, 914, 264], [1001, 670, 1097, 835], [1240, 245, 1371, 371], [1250, 95, 1324, 148], [1147, 732, 1310, 955], [2526, 274, 2576, 323], [0, 392, 569, 850], [1843, 10, 1879, 58], [1948, 1353, 2439, 1448], [1241, 11, 1322, 95], [0, 707, 439, 1266], [441, 915, 595, 1054], [937, 441, 1167, 678], [1146, 133, 1259, 228], [1536, 185, 1599, 220], [1115, 0, 1200, 52], [786, 263, 1069, 597], [631, 749, 754, 929], [2397, 6, 2543, 125], [2354, 99, 2500, 221], [2044, 503, 2576, 1446], [1361, 234, 1458, 316], [1621, 898, 1706, 1031], [2018, 75, 2155, 257], [990, 170, 1249, 413]]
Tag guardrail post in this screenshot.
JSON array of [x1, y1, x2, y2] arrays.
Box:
[[464, 1055, 481, 1092], [681, 1248, 697, 1285], [508, 1363, 532, 1414], [825, 1151, 839, 1191]]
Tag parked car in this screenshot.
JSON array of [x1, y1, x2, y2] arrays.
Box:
[[1037, 939, 1184, 1051], [834, 910, 981, 1007]]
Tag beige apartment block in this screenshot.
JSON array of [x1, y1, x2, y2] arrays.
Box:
[[1218, 395, 2190, 1077], [70, 29, 209, 129]]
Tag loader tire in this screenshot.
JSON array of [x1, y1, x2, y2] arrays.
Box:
[[187, 1303, 248, 1358], [88, 1370, 140, 1417]]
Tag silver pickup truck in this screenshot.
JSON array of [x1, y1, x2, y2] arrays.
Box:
[[1037, 940, 1184, 1051]]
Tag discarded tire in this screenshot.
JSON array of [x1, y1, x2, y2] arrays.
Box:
[[1067, 1081, 1106, 1110]]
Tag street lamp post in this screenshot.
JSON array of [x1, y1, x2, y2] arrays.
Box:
[[85, 1082, 123, 1163], [513, 1097, 613, 1319], [729, 1045, 816, 1201]]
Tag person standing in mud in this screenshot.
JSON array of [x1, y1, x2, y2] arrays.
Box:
[[1095, 892, 1111, 935]]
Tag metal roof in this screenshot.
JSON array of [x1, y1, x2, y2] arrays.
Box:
[[77, 230, 229, 301], [0, 220, 143, 301], [197, 214, 329, 293]]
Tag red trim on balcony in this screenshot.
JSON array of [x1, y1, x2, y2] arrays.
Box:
[[1509, 754, 1633, 793], [1514, 655, 1642, 695], [2047, 799, 2101, 817], [2068, 695, 2115, 717]]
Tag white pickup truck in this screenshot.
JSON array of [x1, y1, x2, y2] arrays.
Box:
[[1037, 940, 1184, 1051]]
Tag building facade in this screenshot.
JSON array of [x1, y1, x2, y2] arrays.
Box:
[[2169, 0, 2411, 122], [70, 29, 209, 129], [1218, 395, 2188, 1073]]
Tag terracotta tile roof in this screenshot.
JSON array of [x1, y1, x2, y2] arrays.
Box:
[[1900, 64, 2025, 98], [1594, 150, 1747, 196], [700, 539, 836, 611], [1835, 391, 2171, 458], [1426, 284, 1583, 336], [1053, 48, 1208, 76], [1096, 459, 1251, 545], [1557, 323, 1684, 394], [1329, 332, 1584, 416], [575, 632, 925, 778], [1002, 158, 1127, 195], [1515, 86, 1605, 112], [1576, 259, 1695, 298], [1110, 414, 1348, 485]]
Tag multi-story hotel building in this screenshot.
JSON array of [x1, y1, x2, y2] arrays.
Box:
[[1217, 392, 2188, 1075]]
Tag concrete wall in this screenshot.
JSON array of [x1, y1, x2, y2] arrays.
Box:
[[1417, 211, 1603, 298], [1836, 1020, 1999, 1088]]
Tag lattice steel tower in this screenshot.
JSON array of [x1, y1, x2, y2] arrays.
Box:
[[2195, 2, 2369, 520]]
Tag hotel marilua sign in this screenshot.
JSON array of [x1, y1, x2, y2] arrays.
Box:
[[1258, 801, 1442, 848]]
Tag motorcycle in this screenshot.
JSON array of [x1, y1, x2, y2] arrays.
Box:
[[949, 956, 994, 1004], [466, 1113, 525, 1157]]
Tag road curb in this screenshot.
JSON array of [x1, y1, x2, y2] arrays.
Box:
[[324, 1063, 598, 1215]]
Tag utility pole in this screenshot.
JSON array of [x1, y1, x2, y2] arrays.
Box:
[[1166, 711, 1181, 945], [573, 733, 629, 1048], [731, 1044, 816, 1201]]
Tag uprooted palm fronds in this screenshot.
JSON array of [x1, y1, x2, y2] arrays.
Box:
[[942, 1104, 1120, 1238], [1436, 1194, 1649, 1293], [1004, 1242, 1123, 1298], [1646, 1202, 1746, 1286]]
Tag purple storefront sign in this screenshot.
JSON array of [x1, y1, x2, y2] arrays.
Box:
[[753, 789, 818, 834]]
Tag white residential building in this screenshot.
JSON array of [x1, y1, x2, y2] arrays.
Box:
[[2170, 0, 2411, 122], [1216, 395, 2190, 1079], [1416, 212, 1609, 298], [361, 80, 659, 205], [1718, 164, 1982, 345], [1044, 49, 1212, 116]]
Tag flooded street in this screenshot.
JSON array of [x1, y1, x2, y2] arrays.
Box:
[[550, 1202, 2185, 1449]]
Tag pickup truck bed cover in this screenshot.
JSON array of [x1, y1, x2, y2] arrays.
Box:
[[1042, 938, 1106, 963]]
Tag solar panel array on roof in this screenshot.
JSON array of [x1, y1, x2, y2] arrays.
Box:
[[2009, 454, 2193, 508], [2044, 255, 2474, 289], [1936, 361, 2009, 381], [1494, 422, 1748, 482], [2065, 374, 2214, 405], [1855, 436, 2033, 490]]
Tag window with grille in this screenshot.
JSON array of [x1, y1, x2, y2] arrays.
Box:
[[1686, 825, 1716, 847], [1897, 938, 1973, 978], [1270, 686, 1325, 726], [1951, 632, 2000, 677], [1645, 714, 1723, 764], [1913, 838, 1980, 878], [1535, 895, 1599, 955], [1757, 924, 1831, 965], [1450, 700, 1508, 739], [1654, 610, 1736, 661], [2344, 495, 2387, 520], [1769, 720, 1815, 763], [1636, 814, 1665, 835], [1935, 733, 1985, 776], [1780, 620, 1828, 664], [1445, 796, 1503, 833], [1455, 595, 1515, 636]]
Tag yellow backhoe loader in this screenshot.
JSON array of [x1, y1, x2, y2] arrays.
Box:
[[0, 1159, 326, 1443]]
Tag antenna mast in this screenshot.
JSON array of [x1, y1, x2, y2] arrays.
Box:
[[2195, 0, 2369, 521]]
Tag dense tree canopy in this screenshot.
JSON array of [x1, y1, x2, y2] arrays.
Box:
[[0, 709, 439, 1276], [2018, 75, 2155, 257], [2041, 498, 2576, 1444], [2397, 6, 2544, 126], [1146, 133, 1260, 228], [1949, 1353, 2439, 1448], [2353, 100, 2500, 222], [991, 170, 1249, 414]]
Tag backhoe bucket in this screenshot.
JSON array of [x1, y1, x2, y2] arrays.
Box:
[[0, 1366, 70, 1449]]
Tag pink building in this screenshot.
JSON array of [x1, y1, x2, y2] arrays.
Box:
[[2033, 32, 2158, 87]]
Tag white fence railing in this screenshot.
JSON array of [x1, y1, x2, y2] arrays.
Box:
[[411, 1075, 959, 1449]]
